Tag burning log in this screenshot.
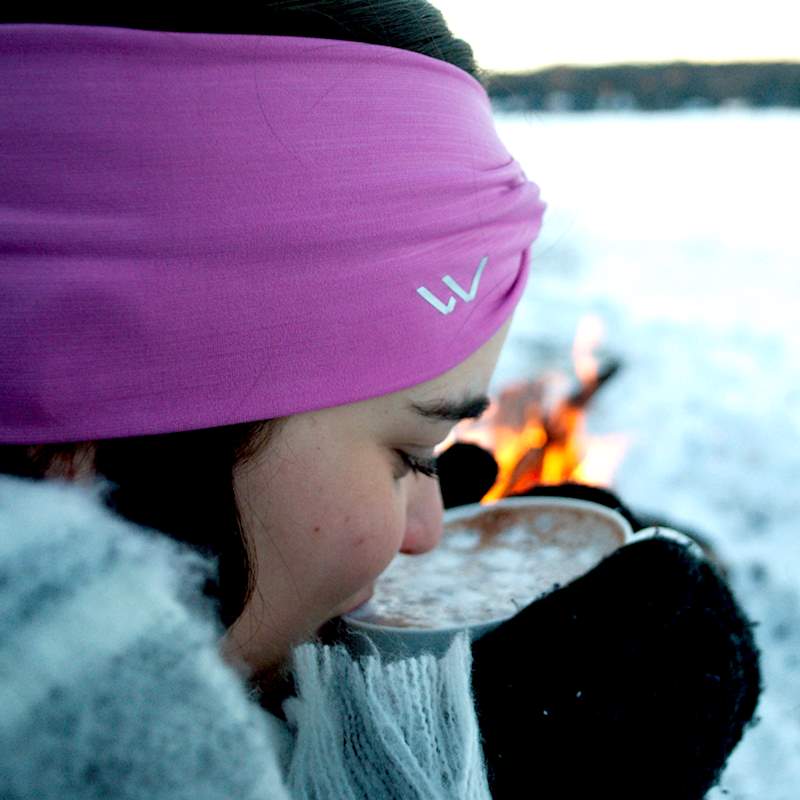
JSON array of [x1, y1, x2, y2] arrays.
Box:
[[510, 357, 623, 491], [565, 358, 621, 409]]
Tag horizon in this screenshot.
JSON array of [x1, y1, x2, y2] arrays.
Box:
[[435, 0, 800, 73], [484, 58, 800, 76]]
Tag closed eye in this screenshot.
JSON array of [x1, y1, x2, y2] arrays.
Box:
[[394, 450, 439, 479]]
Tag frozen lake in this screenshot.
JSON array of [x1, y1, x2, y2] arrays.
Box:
[[492, 108, 800, 799]]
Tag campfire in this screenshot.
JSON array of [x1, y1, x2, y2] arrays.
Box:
[[438, 315, 630, 504], [435, 316, 724, 574]]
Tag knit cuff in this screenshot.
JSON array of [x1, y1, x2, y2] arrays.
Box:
[[284, 632, 491, 800]]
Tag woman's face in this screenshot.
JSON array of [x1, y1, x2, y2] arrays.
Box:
[[222, 318, 513, 677]]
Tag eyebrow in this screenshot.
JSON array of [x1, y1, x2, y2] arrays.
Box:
[[408, 394, 491, 423]]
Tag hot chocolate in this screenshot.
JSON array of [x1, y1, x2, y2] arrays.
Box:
[[346, 499, 630, 631]]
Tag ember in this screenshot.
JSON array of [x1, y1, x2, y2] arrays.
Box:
[[440, 315, 630, 503]]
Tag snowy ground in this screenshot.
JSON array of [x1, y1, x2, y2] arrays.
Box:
[[491, 108, 800, 799]]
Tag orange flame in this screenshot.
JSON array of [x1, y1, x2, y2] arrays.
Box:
[[573, 314, 604, 385], [447, 315, 630, 502]]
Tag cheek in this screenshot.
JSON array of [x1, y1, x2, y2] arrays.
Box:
[[259, 443, 406, 594], [335, 497, 405, 579], [312, 469, 407, 588]]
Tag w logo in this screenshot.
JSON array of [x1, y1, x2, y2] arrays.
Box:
[[416, 256, 488, 315]]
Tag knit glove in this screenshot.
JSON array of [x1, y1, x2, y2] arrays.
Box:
[[470, 532, 762, 799]]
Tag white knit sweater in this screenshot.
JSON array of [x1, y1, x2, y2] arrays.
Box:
[[0, 474, 491, 799]]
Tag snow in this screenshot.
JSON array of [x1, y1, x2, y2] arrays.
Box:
[[492, 108, 800, 799]]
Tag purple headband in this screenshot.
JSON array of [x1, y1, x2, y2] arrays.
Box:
[[0, 24, 546, 444]]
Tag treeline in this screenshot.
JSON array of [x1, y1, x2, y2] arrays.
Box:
[[483, 62, 800, 112]]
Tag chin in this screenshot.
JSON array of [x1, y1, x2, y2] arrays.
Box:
[[338, 585, 374, 617]]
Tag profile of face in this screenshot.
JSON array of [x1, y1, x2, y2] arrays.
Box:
[[221, 317, 513, 678]]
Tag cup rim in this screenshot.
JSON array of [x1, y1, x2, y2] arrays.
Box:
[[341, 494, 635, 636], [442, 495, 634, 542]]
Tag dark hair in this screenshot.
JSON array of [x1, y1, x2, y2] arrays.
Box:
[[0, 2, 484, 628]]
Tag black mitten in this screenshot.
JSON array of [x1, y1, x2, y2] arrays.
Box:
[[471, 535, 762, 799]]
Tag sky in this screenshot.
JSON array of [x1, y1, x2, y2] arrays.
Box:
[[433, 0, 799, 73]]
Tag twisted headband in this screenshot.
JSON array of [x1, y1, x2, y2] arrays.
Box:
[[0, 24, 546, 443]]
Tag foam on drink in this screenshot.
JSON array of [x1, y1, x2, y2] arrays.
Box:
[[349, 504, 625, 629]]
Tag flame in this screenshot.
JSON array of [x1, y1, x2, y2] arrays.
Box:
[[573, 314, 604, 385], [572, 433, 630, 486], [449, 314, 630, 502]]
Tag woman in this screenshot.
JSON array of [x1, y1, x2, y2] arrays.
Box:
[[0, 6, 761, 799], [0, 5, 540, 798]]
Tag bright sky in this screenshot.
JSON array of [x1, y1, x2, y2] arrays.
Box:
[[434, 0, 799, 72]]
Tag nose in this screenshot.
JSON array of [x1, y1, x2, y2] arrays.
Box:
[[399, 472, 445, 555]]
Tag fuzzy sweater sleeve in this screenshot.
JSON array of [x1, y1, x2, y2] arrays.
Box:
[[0, 474, 291, 800], [0, 475, 492, 800]]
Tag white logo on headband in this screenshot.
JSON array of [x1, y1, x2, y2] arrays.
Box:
[[416, 256, 488, 315]]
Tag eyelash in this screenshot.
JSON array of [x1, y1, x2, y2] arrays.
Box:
[[395, 450, 439, 479]]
